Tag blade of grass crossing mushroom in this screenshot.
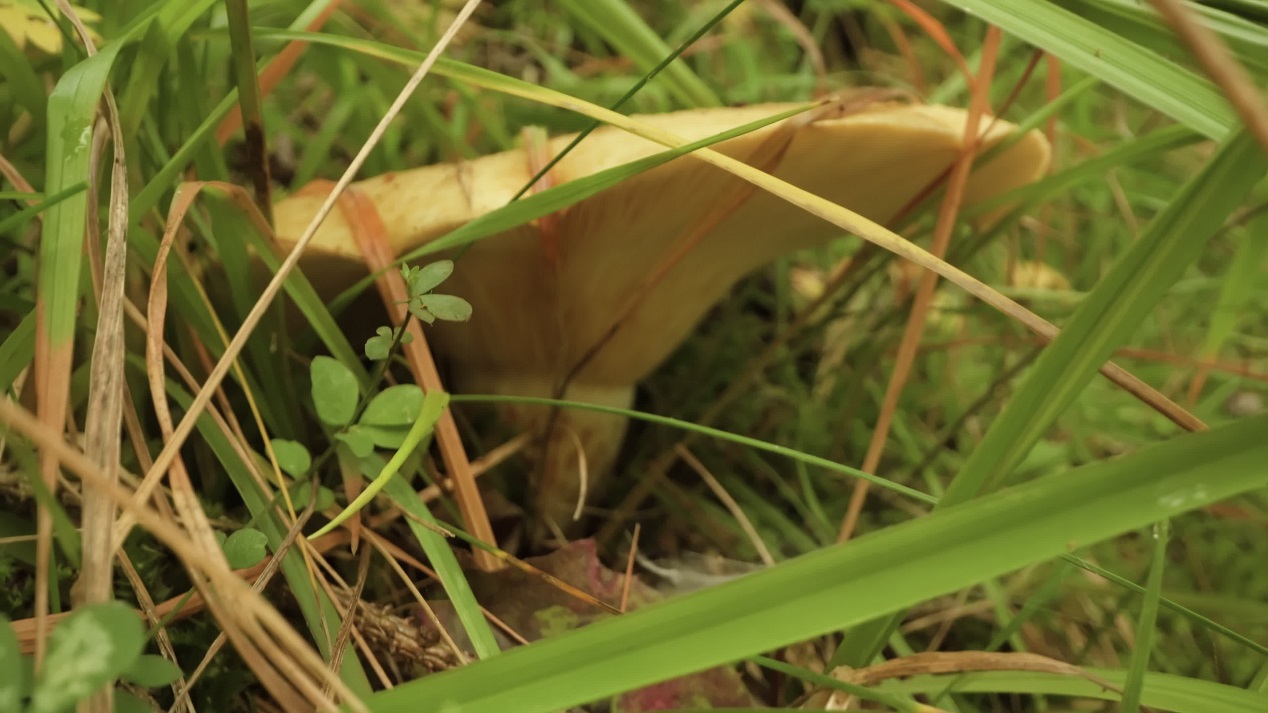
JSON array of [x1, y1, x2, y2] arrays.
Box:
[[402, 103, 814, 261], [365, 414, 1268, 713], [400, 63, 1204, 433], [835, 126, 1267, 668], [318, 100, 815, 312]]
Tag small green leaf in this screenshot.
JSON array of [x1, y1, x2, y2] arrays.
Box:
[[406, 260, 454, 295], [291, 481, 337, 512], [364, 326, 413, 361], [115, 690, 154, 713], [222, 528, 269, 569], [358, 425, 412, 449], [365, 327, 394, 360], [336, 426, 377, 458], [270, 439, 312, 477], [310, 355, 360, 426], [408, 300, 437, 324], [418, 293, 472, 323], [122, 654, 183, 688], [0, 615, 28, 710], [30, 602, 145, 713], [361, 385, 424, 426], [360, 388, 425, 448]]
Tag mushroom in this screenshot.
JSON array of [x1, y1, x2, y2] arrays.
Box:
[[273, 95, 1051, 534]]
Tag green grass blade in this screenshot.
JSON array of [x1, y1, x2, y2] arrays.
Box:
[[880, 667, 1268, 712], [0, 310, 36, 394], [39, 37, 131, 353], [1197, 211, 1267, 361], [554, 0, 720, 108], [839, 125, 1268, 668], [309, 392, 449, 540], [946, 127, 1266, 504], [380, 474, 501, 660], [1055, 0, 1268, 73], [0, 25, 46, 126], [0, 182, 88, 237], [453, 394, 1268, 657], [1122, 520, 1170, 712], [936, 0, 1238, 138], [450, 394, 934, 504], [365, 414, 1268, 713]]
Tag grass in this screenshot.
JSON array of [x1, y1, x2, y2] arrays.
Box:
[[1, 0, 1267, 711]]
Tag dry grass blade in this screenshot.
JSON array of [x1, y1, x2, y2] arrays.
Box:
[[113, 181, 297, 538], [169, 498, 320, 712], [0, 398, 369, 712], [58, 3, 130, 655], [146, 180, 317, 710], [889, 0, 974, 93], [676, 444, 775, 567], [367, 536, 469, 667], [829, 651, 1123, 708], [9, 531, 356, 656], [323, 545, 373, 699], [839, 25, 1002, 544]]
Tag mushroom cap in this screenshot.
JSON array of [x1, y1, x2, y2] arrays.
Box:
[[276, 100, 1049, 390]]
